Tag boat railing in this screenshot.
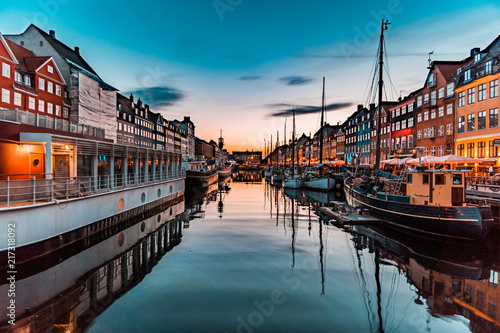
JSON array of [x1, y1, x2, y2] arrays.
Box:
[[0, 169, 186, 208], [466, 176, 500, 193]]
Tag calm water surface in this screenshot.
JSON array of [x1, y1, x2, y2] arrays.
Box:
[[88, 178, 499, 333], [3, 174, 500, 333]]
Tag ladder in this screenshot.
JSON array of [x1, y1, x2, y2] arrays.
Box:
[[393, 168, 407, 195]]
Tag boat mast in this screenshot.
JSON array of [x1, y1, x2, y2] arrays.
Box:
[[319, 77, 325, 164], [375, 20, 390, 172], [291, 109, 295, 177]]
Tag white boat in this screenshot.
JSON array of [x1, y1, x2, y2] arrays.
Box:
[[283, 175, 303, 189], [303, 175, 336, 191]]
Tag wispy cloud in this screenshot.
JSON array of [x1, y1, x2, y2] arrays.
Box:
[[279, 76, 314, 86], [266, 102, 353, 117], [126, 86, 185, 108], [239, 75, 262, 81]]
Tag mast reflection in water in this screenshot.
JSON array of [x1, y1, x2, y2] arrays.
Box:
[[4, 171, 500, 332]]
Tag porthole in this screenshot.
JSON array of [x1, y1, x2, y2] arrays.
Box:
[[118, 232, 125, 247], [141, 192, 146, 203], [33, 159, 40, 167], [118, 198, 125, 211]]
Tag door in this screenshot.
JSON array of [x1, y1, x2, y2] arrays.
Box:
[[29, 153, 45, 177], [54, 155, 70, 178], [452, 187, 464, 206]]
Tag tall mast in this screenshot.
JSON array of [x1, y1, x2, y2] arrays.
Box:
[[291, 109, 295, 177], [319, 77, 325, 164], [375, 20, 390, 172]]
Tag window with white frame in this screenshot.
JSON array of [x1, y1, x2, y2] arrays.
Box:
[[438, 125, 444, 137], [438, 106, 444, 117], [417, 96, 422, 107], [408, 118, 414, 127], [423, 147, 428, 156], [478, 83, 486, 102], [15, 71, 22, 83], [28, 97, 35, 110], [431, 91, 436, 105], [24, 75, 31, 87], [2, 88, 10, 103], [468, 87, 475, 104], [395, 122, 400, 131], [447, 82, 454, 97], [467, 113, 475, 131], [438, 146, 444, 157], [438, 87, 444, 99], [39, 78, 45, 90], [2, 63, 10, 78], [408, 103, 413, 112], [408, 135, 414, 149], [417, 130, 422, 140], [401, 136, 407, 149], [486, 61, 492, 75], [39, 100, 45, 112], [431, 109, 436, 119], [47, 81, 53, 94], [402, 106, 407, 115], [56, 85, 61, 96], [417, 113, 422, 122], [458, 91, 465, 107], [446, 123, 453, 135], [428, 73, 436, 87], [47, 65, 54, 73], [424, 94, 429, 104], [431, 146, 436, 156], [47, 102, 53, 114], [401, 119, 406, 129], [464, 69, 471, 82], [491, 79, 499, 98], [424, 111, 429, 121], [56, 105, 61, 116], [13, 92, 21, 106]]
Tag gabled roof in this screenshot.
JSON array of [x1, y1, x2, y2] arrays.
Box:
[[4, 38, 33, 69], [117, 93, 135, 115], [0, 34, 18, 64], [28, 24, 100, 79], [23, 56, 51, 71], [432, 61, 469, 82]]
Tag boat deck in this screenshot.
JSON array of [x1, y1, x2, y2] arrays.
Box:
[[318, 203, 380, 225]]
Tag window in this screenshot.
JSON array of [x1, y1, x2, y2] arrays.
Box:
[[438, 106, 444, 117], [478, 111, 486, 130], [490, 140, 499, 157], [453, 174, 463, 185], [468, 87, 475, 104], [28, 97, 35, 109], [15, 71, 22, 83], [431, 109, 436, 119], [491, 79, 498, 98], [467, 142, 475, 157], [423, 174, 430, 185], [56, 105, 61, 116], [458, 91, 465, 107], [446, 123, 453, 135], [408, 135, 414, 149], [401, 120, 406, 129], [438, 87, 444, 99], [417, 96, 422, 107], [39, 78, 45, 90], [408, 118, 414, 127], [417, 130, 422, 140], [431, 91, 436, 105], [408, 103, 413, 112], [39, 100, 45, 112], [56, 85, 61, 96], [478, 83, 486, 102], [395, 108, 400, 117], [24, 75, 31, 87], [467, 113, 475, 131], [438, 146, 444, 157], [464, 69, 471, 82], [486, 61, 492, 75], [424, 94, 429, 104], [47, 102, 53, 114], [63, 107, 69, 118], [1, 88, 10, 103], [438, 125, 444, 137], [457, 144, 465, 156], [424, 111, 429, 121], [435, 174, 445, 185], [447, 82, 454, 97], [478, 141, 486, 158], [47, 65, 53, 73], [490, 108, 498, 128], [13, 92, 21, 106], [407, 174, 413, 184], [458, 116, 465, 133], [428, 73, 436, 87], [2, 63, 10, 78], [417, 113, 422, 122], [47, 81, 53, 94]]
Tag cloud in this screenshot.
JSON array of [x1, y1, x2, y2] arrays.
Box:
[[239, 76, 262, 81], [279, 76, 314, 86], [126, 86, 185, 108], [266, 102, 353, 117]]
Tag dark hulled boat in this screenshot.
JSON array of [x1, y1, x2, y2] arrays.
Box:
[[186, 163, 219, 188]]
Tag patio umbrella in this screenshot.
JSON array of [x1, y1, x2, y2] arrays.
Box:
[[433, 154, 478, 164], [405, 155, 437, 165], [389, 157, 411, 165]]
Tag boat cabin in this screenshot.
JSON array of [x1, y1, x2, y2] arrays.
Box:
[[405, 170, 466, 206]]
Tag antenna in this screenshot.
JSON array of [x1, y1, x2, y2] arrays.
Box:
[[427, 51, 434, 69]]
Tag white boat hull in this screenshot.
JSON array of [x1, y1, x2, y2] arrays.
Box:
[[303, 176, 335, 191]]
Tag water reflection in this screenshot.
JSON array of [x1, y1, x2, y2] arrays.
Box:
[[232, 169, 262, 182], [0, 202, 184, 332]]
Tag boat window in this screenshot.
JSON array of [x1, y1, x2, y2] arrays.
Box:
[[407, 174, 412, 183], [423, 174, 429, 185], [453, 174, 462, 185], [435, 174, 445, 185]]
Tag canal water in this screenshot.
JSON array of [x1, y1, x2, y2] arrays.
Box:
[[2, 172, 500, 332]]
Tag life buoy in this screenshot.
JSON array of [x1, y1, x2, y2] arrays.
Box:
[[79, 183, 87, 196]]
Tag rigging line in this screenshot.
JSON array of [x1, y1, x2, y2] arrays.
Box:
[[383, 39, 399, 100], [362, 47, 380, 107]]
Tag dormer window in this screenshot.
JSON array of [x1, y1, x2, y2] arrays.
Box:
[[427, 73, 436, 87], [47, 65, 54, 74], [486, 61, 492, 75], [464, 69, 471, 82], [474, 53, 482, 63], [14, 71, 22, 83], [24, 75, 31, 87]]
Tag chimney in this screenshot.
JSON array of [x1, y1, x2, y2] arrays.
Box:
[[357, 104, 363, 111], [74, 46, 80, 55], [184, 116, 190, 122], [470, 47, 480, 56], [49, 30, 55, 39], [129, 93, 134, 102], [370, 103, 376, 110]]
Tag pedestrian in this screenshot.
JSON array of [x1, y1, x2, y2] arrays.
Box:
[[489, 165, 495, 176]]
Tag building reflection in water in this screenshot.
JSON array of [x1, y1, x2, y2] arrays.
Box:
[[0, 202, 185, 332], [232, 169, 262, 182]]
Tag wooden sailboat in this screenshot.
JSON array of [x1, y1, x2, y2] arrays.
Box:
[[344, 20, 494, 240], [303, 77, 336, 191]]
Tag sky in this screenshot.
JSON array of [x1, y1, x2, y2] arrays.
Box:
[[1, 0, 500, 153]]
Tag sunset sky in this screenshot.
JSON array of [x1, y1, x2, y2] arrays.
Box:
[[2, 0, 500, 152]]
